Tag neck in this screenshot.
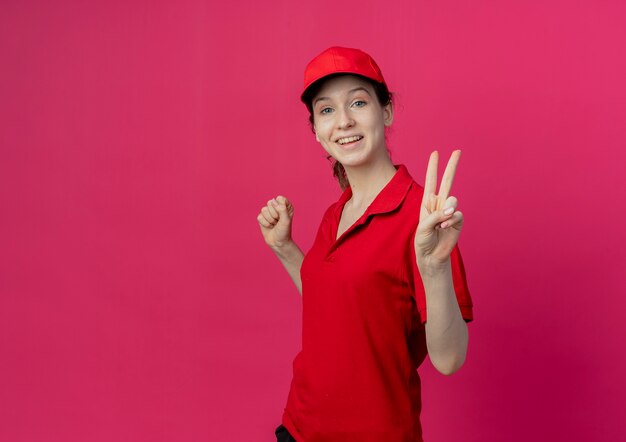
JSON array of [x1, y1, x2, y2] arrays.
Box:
[[343, 153, 397, 208]]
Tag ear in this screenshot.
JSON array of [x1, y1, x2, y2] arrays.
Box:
[[383, 102, 394, 127], [315, 130, 320, 142]]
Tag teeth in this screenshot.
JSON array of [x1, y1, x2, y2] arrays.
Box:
[[337, 135, 363, 145]]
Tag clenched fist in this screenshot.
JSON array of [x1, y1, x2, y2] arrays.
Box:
[[257, 195, 295, 250]]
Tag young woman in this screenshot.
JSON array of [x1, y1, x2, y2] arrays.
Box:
[[257, 47, 474, 442]]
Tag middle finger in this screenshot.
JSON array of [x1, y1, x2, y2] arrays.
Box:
[[267, 199, 279, 219], [438, 150, 461, 204], [261, 206, 278, 225]]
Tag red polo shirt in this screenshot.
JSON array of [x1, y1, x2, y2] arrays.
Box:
[[282, 164, 473, 442]]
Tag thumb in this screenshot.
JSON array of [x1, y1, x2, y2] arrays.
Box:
[[418, 207, 454, 232], [275, 195, 293, 217]]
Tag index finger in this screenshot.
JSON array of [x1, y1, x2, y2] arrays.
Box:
[[421, 151, 439, 206], [438, 150, 461, 204]]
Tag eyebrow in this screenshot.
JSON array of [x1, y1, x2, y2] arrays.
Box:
[[313, 87, 372, 106]]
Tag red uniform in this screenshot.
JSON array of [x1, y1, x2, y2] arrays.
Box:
[[282, 164, 473, 442]]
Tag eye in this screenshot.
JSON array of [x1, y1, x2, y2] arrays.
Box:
[[319, 107, 333, 115], [352, 100, 367, 108]]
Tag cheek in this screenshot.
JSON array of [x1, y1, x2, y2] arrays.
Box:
[[313, 120, 333, 141], [370, 115, 388, 136]]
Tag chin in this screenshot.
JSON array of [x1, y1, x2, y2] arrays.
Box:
[[339, 150, 381, 168]]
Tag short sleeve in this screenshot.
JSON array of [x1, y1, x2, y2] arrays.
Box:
[[408, 238, 474, 325]]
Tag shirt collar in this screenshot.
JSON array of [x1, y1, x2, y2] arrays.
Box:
[[334, 164, 414, 217]]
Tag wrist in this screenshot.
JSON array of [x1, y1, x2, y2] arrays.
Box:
[[417, 257, 452, 281], [270, 239, 297, 259]]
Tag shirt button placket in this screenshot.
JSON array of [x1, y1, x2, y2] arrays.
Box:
[[325, 244, 339, 262]]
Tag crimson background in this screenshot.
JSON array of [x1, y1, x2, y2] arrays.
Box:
[[1, 1, 625, 441]]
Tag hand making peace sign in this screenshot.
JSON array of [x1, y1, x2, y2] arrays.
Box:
[[414, 150, 464, 269]]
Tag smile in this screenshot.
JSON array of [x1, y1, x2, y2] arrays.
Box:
[[336, 135, 363, 145]]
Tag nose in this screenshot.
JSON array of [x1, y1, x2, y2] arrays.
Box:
[[337, 107, 355, 129]]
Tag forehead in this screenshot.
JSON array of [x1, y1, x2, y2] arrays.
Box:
[[312, 75, 375, 102]]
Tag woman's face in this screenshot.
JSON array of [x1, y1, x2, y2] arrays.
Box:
[[311, 75, 393, 169]]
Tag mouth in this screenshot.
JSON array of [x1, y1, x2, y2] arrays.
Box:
[[336, 135, 363, 146]]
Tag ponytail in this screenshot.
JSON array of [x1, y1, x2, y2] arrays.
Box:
[[330, 157, 350, 191]]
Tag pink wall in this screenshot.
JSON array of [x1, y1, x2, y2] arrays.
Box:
[[1, 1, 625, 440]]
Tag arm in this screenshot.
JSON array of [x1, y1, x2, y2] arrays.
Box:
[[270, 240, 304, 295], [414, 150, 470, 376], [257, 195, 303, 296], [420, 261, 468, 375]]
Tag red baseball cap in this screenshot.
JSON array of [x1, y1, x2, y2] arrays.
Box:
[[301, 46, 387, 102]]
